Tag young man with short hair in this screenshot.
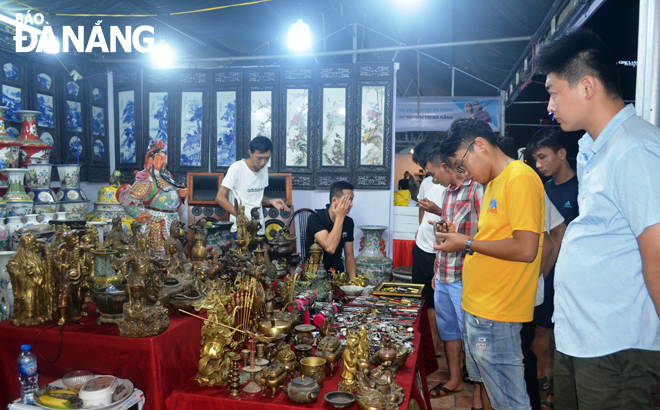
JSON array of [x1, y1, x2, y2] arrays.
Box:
[[216, 136, 289, 239], [305, 180, 356, 279], [411, 140, 445, 355], [436, 117, 545, 410], [424, 146, 484, 410], [536, 28, 660, 410], [526, 128, 577, 402]]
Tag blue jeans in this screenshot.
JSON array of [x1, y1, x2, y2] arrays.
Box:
[[433, 278, 464, 341], [464, 312, 531, 410]]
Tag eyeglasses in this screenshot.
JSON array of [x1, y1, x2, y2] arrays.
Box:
[[455, 141, 475, 175]]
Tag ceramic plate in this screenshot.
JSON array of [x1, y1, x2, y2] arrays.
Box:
[[34, 376, 134, 410]]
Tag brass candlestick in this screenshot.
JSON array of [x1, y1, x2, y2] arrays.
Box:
[[243, 339, 263, 393], [227, 352, 241, 396], [256, 343, 269, 366]]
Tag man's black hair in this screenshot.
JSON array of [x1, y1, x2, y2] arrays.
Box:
[[329, 180, 354, 203], [412, 140, 441, 168], [498, 136, 518, 160], [526, 128, 566, 155], [249, 136, 273, 153], [535, 28, 621, 98], [426, 145, 444, 167], [441, 117, 498, 163]]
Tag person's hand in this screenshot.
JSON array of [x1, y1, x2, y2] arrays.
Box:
[[177, 188, 188, 199], [431, 278, 435, 290], [434, 230, 470, 253], [333, 195, 352, 219], [415, 230, 418, 239], [270, 198, 290, 212], [418, 198, 442, 217]]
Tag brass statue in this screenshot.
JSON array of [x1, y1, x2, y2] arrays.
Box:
[[338, 332, 359, 393], [104, 216, 132, 249], [111, 233, 169, 337], [246, 207, 262, 249], [234, 199, 250, 255], [53, 230, 89, 325], [357, 325, 371, 361], [170, 219, 188, 255], [7, 233, 52, 326], [348, 274, 367, 287], [356, 359, 399, 410], [331, 270, 347, 293], [194, 282, 242, 387]]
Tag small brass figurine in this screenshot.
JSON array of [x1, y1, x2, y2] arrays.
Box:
[[53, 230, 90, 325], [330, 269, 347, 293], [235, 199, 250, 255], [356, 359, 401, 410], [348, 274, 367, 287], [246, 207, 262, 250], [357, 325, 371, 361], [7, 233, 51, 326], [104, 217, 132, 249], [338, 333, 359, 393], [304, 241, 323, 278]]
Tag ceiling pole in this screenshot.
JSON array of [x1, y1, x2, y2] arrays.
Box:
[[96, 36, 532, 64], [417, 38, 420, 114], [500, 89, 506, 136], [322, 13, 326, 53], [636, 0, 660, 126], [451, 67, 455, 97], [353, 22, 358, 63]]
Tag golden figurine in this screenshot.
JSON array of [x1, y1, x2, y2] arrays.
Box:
[[104, 217, 132, 249], [304, 241, 323, 278], [330, 269, 347, 293], [338, 333, 359, 393], [234, 199, 251, 255], [7, 233, 52, 326], [246, 207, 262, 250], [194, 282, 242, 387], [355, 359, 401, 410], [357, 325, 371, 361], [348, 274, 367, 287], [52, 231, 90, 325]]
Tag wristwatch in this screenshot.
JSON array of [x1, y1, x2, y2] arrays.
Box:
[[464, 238, 474, 255]]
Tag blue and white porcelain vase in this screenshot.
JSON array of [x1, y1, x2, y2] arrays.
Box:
[[0, 218, 9, 250], [26, 163, 58, 215], [355, 225, 393, 286]]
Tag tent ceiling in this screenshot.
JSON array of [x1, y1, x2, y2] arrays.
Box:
[[0, 0, 555, 97]]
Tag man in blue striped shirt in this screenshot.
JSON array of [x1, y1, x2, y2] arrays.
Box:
[[537, 28, 660, 410]]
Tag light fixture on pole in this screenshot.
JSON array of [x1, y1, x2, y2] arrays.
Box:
[[152, 39, 173, 67], [288, 19, 311, 51]]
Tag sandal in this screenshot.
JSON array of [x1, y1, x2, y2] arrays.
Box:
[[462, 365, 473, 384], [538, 376, 550, 391], [541, 389, 554, 410], [428, 383, 461, 397]]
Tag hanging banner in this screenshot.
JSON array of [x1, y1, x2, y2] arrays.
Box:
[[396, 96, 501, 132]]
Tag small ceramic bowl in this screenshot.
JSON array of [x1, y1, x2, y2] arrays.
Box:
[[324, 391, 357, 409], [340, 285, 364, 298], [62, 370, 94, 392]]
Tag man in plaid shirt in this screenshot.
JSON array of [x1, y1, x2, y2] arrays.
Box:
[[425, 145, 484, 405]]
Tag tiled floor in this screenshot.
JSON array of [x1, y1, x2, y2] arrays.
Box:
[[426, 332, 660, 410]]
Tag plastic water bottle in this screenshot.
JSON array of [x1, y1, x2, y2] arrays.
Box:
[[17, 344, 39, 404]]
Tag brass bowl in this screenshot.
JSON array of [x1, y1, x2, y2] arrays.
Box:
[[377, 348, 397, 364], [92, 285, 128, 315], [300, 356, 326, 385], [325, 391, 357, 409], [258, 318, 292, 338]]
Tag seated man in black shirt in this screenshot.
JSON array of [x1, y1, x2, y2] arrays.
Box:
[[305, 180, 357, 280]]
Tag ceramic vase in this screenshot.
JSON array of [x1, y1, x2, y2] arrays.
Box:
[[17, 110, 51, 166], [6, 216, 23, 250], [0, 199, 5, 218], [355, 225, 393, 286], [56, 165, 88, 220], [24, 214, 39, 227], [1, 168, 33, 217], [0, 106, 21, 185], [55, 211, 67, 221], [0, 250, 16, 321], [0, 219, 9, 250], [26, 163, 58, 215], [40, 213, 54, 224]]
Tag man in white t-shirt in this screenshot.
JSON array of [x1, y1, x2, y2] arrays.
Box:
[[410, 141, 446, 356], [215, 136, 289, 238]]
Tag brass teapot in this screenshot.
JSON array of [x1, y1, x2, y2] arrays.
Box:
[[280, 374, 320, 403]]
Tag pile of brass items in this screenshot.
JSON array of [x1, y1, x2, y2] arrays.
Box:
[[260, 360, 287, 397], [316, 319, 344, 377], [347, 274, 368, 287], [356, 359, 403, 410]]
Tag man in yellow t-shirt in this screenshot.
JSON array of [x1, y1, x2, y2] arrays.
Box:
[[435, 117, 545, 410]]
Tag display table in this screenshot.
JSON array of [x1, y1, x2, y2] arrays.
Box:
[[392, 239, 416, 268], [166, 306, 438, 410], [0, 303, 203, 410]]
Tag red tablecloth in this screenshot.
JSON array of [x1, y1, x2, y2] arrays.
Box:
[[0, 303, 203, 410], [392, 239, 416, 268], [166, 305, 438, 410]]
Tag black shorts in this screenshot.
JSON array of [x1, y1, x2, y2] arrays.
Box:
[[412, 244, 437, 309], [533, 268, 555, 328]]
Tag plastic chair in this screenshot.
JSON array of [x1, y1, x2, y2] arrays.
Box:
[[287, 208, 315, 261]]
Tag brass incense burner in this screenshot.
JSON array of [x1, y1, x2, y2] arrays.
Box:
[[260, 360, 287, 397]]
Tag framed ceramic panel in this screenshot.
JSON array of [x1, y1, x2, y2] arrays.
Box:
[[284, 89, 309, 167], [210, 67, 242, 173], [1, 84, 22, 123], [250, 90, 272, 140], [66, 101, 82, 132], [113, 70, 143, 183], [37, 94, 54, 128], [86, 75, 109, 182], [359, 85, 385, 166], [215, 91, 237, 167], [353, 63, 395, 189], [244, 67, 279, 171], [321, 87, 347, 167], [179, 91, 203, 167], [29, 59, 63, 163], [117, 90, 137, 164], [148, 91, 169, 153]]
